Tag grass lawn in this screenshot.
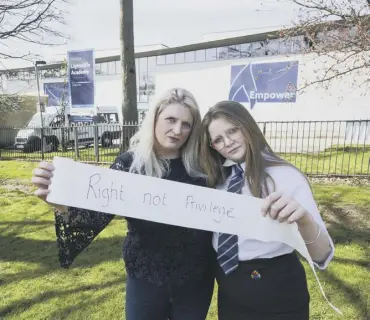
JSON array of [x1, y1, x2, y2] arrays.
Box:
[[0, 161, 369, 319]]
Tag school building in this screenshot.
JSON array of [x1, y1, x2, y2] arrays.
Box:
[[0, 25, 369, 124]]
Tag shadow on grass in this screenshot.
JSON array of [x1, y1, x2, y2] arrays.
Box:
[[0, 221, 54, 237], [0, 221, 52, 226], [0, 266, 53, 286], [0, 278, 124, 318], [46, 288, 125, 320], [0, 233, 125, 269], [324, 145, 370, 153], [323, 204, 370, 246], [320, 269, 368, 319], [0, 189, 34, 197], [333, 257, 370, 269], [316, 201, 370, 317]]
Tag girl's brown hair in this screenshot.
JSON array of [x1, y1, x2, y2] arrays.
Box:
[[199, 100, 302, 198]]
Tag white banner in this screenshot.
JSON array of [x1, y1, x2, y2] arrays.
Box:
[[47, 156, 341, 315]]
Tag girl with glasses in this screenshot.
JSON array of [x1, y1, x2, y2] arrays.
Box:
[[199, 100, 334, 320]]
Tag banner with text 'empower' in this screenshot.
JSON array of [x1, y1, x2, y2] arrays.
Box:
[[229, 60, 299, 109]]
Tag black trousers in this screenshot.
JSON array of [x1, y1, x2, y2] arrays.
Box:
[[216, 253, 310, 320], [125, 273, 214, 320]]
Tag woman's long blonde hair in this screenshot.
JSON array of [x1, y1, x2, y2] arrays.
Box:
[[199, 100, 303, 197], [128, 88, 205, 178]]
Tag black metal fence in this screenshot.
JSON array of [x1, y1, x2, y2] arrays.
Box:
[[0, 122, 138, 164], [1, 120, 369, 177], [259, 120, 370, 177]]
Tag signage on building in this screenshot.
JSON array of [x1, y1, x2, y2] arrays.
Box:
[[43, 82, 69, 106], [229, 60, 299, 109], [67, 49, 96, 113]]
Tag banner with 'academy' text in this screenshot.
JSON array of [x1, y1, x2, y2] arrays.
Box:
[[67, 49, 96, 113]]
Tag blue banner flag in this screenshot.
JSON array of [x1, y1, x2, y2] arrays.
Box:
[[229, 60, 299, 109], [43, 82, 69, 106], [67, 49, 95, 110]]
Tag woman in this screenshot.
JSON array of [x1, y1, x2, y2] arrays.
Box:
[[199, 100, 334, 320], [31, 88, 215, 320]]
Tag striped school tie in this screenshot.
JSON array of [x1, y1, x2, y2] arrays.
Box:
[[217, 163, 245, 275]]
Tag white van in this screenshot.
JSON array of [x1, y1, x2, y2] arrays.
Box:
[[14, 106, 123, 153]]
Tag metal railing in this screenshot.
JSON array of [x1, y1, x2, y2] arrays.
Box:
[[1, 120, 369, 177], [259, 120, 370, 177], [0, 122, 138, 164]]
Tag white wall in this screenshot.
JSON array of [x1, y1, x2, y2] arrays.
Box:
[[2, 51, 369, 122], [153, 52, 370, 121]]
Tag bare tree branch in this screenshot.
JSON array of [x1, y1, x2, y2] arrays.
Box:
[[0, 0, 68, 62], [0, 0, 69, 115], [0, 52, 32, 60], [0, 94, 23, 120], [299, 61, 369, 90], [279, 0, 369, 90]]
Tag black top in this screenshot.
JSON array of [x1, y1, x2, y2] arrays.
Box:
[[54, 152, 215, 286]]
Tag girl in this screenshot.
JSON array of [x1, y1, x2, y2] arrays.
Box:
[[199, 100, 334, 320], [31, 88, 215, 320]]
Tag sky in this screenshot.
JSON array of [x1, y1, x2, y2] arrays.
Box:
[[1, 0, 300, 69]]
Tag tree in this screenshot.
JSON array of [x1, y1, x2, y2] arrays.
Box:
[[279, 0, 370, 90], [0, 0, 68, 115], [119, 0, 138, 152], [0, 94, 23, 121], [0, 0, 68, 63], [120, 0, 138, 124]]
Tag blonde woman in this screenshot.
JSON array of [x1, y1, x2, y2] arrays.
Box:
[[32, 88, 215, 320], [199, 101, 334, 320]]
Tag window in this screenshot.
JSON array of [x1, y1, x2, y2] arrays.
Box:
[[139, 58, 150, 102], [265, 39, 279, 56], [100, 62, 108, 75], [279, 39, 293, 54], [166, 54, 175, 64], [157, 55, 166, 65], [108, 113, 119, 123], [292, 36, 305, 54], [50, 114, 64, 127], [240, 43, 252, 58], [98, 114, 108, 123], [195, 50, 206, 62], [175, 53, 185, 63], [107, 61, 116, 74], [115, 61, 122, 74], [148, 56, 156, 73], [250, 42, 263, 57], [217, 47, 228, 60], [95, 63, 102, 75], [228, 45, 241, 59], [147, 57, 156, 98], [185, 51, 195, 63], [206, 48, 217, 61], [97, 113, 119, 123]]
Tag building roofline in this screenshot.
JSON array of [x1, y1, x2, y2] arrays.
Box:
[[1, 15, 365, 74], [0, 28, 282, 74]]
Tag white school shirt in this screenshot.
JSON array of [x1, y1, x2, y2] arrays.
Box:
[[212, 159, 335, 270]]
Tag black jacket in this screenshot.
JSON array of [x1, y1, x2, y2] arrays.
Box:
[[54, 152, 215, 285]]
